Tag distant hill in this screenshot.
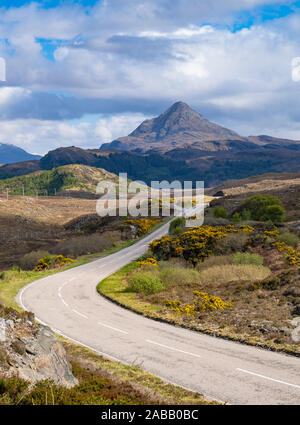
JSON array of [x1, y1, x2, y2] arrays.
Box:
[[0, 143, 41, 165], [0, 164, 118, 196], [100, 101, 300, 153]]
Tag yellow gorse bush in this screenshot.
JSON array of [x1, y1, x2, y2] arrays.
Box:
[[34, 255, 75, 271], [150, 225, 254, 265], [264, 230, 300, 267], [137, 258, 158, 267], [167, 291, 232, 317], [125, 218, 161, 236], [272, 241, 300, 267]]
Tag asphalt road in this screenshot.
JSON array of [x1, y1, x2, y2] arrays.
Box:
[[17, 220, 300, 405]]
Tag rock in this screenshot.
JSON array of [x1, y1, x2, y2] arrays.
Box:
[[0, 306, 78, 388], [6, 319, 14, 329], [292, 306, 300, 316], [0, 318, 6, 342], [13, 326, 78, 388]]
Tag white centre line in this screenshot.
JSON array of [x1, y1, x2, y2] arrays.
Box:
[[236, 368, 300, 390], [146, 339, 201, 358], [98, 322, 128, 334], [72, 309, 88, 319]]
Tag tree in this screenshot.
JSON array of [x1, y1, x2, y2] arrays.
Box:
[[213, 206, 228, 219], [239, 194, 285, 222], [264, 205, 285, 223], [232, 212, 241, 224], [242, 209, 251, 220]]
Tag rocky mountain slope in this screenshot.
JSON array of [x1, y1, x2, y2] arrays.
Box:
[[0, 144, 41, 165]]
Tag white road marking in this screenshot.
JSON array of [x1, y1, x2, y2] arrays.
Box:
[[98, 322, 128, 334], [236, 368, 300, 390], [146, 339, 201, 358], [72, 309, 88, 319]]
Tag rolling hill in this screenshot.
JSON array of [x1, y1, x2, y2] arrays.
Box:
[[0, 164, 118, 196]]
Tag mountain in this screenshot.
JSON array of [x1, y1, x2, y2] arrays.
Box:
[[101, 101, 300, 153], [1, 102, 300, 188], [0, 143, 41, 165], [100, 101, 247, 153], [0, 164, 118, 196]]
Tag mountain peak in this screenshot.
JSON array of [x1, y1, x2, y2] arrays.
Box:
[[100, 101, 243, 153]]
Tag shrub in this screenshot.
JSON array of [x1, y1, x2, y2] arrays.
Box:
[[277, 232, 299, 249], [169, 217, 186, 235], [213, 207, 228, 219], [127, 272, 164, 295], [264, 205, 285, 223], [233, 252, 264, 266], [239, 194, 285, 222], [34, 254, 74, 271], [215, 232, 248, 254], [232, 212, 241, 224], [125, 218, 161, 236], [137, 258, 158, 267], [19, 250, 51, 270], [167, 291, 232, 317], [199, 264, 271, 284], [241, 209, 252, 220]]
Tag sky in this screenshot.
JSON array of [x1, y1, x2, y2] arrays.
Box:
[[0, 0, 300, 154]]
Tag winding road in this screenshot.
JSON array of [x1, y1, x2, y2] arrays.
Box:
[[17, 220, 300, 405]]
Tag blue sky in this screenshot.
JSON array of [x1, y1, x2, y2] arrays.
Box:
[[0, 0, 300, 154]]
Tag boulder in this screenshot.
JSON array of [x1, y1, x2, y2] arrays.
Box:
[[0, 306, 77, 388]]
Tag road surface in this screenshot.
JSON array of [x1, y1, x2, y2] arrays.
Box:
[[17, 220, 300, 405]]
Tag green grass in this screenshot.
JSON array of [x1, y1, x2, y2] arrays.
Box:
[[98, 262, 162, 316]]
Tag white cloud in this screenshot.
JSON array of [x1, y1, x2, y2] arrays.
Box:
[[0, 1, 300, 153], [0, 113, 149, 155]]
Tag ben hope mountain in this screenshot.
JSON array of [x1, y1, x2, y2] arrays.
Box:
[[1, 101, 300, 187]]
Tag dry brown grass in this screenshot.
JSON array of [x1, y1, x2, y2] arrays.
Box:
[[199, 264, 271, 285]]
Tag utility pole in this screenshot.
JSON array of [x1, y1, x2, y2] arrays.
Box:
[[54, 188, 56, 196], [22, 184, 25, 196], [45, 189, 48, 197], [6, 188, 8, 200]]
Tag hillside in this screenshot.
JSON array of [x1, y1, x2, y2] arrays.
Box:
[[208, 171, 300, 222], [0, 143, 41, 165], [0, 164, 118, 196]]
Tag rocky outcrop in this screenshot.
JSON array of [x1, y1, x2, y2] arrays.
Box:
[[0, 306, 77, 388]]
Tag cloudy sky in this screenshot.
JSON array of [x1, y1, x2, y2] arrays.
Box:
[[0, 0, 300, 154]]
